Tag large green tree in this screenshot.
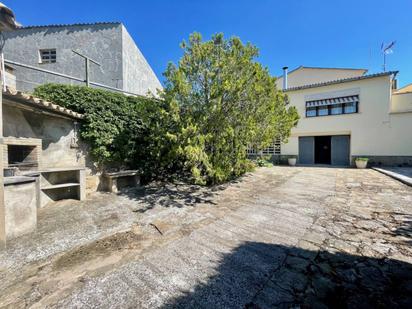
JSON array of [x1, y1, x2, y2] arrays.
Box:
[[163, 32, 299, 184], [34, 33, 299, 185]]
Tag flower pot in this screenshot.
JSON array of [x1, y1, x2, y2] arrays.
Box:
[[288, 158, 297, 166], [355, 160, 368, 169]]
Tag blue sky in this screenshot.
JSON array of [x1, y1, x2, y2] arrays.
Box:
[[8, 0, 412, 87]]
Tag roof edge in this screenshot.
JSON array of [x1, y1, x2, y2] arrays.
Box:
[[16, 22, 121, 30], [284, 71, 398, 92], [394, 82, 412, 94], [3, 87, 84, 120]]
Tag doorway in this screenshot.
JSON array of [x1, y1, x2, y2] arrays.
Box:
[[315, 136, 331, 164]]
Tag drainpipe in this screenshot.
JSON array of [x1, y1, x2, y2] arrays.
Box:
[[282, 66, 288, 90]]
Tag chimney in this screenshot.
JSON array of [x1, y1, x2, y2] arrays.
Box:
[[282, 66, 288, 90]]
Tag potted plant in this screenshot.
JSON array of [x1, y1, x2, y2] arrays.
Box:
[[288, 156, 297, 166], [355, 157, 368, 169]]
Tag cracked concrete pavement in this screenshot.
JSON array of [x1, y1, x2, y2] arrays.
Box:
[[1, 166, 412, 308]]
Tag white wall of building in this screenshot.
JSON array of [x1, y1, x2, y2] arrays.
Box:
[[392, 92, 412, 113], [282, 75, 412, 158]]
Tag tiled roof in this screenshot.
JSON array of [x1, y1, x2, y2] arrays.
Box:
[[3, 87, 83, 120], [16, 22, 121, 30], [284, 71, 398, 92], [393, 83, 412, 94]]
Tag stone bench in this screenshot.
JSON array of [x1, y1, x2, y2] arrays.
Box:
[[102, 170, 140, 193]]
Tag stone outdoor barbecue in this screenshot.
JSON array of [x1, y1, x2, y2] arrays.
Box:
[[1, 87, 86, 243]]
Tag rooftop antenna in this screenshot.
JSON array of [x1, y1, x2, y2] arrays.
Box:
[[381, 41, 396, 72], [72, 50, 101, 87]]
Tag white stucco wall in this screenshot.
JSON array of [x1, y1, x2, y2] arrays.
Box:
[[281, 75, 412, 157], [392, 92, 412, 113]]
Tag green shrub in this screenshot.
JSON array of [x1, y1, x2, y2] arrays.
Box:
[[33, 32, 299, 186], [256, 158, 273, 167], [162, 32, 298, 184], [33, 84, 181, 182]]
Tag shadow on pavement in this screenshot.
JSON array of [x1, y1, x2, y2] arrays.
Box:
[[162, 242, 412, 308], [119, 183, 220, 213]]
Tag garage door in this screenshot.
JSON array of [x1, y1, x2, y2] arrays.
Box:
[[331, 135, 350, 166], [299, 136, 314, 165]]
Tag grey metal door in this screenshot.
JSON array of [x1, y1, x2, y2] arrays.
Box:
[[331, 135, 350, 166], [299, 136, 314, 165]]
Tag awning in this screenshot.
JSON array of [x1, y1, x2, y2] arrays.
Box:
[[306, 95, 359, 107]]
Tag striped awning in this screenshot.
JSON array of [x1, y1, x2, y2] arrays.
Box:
[[306, 95, 359, 107]]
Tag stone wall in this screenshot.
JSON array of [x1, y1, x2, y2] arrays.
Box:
[[2, 101, 85, 169], [4, 180, 37, 240], [3, 23, 162, 96], [121, 25, 162, 96], [3, 23, 124, 92], [5, 71, 16, 89]]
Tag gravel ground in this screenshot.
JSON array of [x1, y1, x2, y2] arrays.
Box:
[[1, 166, 412, 308]]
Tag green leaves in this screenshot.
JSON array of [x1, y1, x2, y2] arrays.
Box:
[[162, 32, 299, 184], [33, 32, 299, 186], [33, 84, 176, 181]]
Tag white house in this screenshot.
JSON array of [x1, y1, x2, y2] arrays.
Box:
[[274, 66, 412, 166]]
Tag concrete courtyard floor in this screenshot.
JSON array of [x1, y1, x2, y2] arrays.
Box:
[[1, 166, 412, 308]]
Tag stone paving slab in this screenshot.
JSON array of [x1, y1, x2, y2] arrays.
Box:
[[1, 167, 412, 308]]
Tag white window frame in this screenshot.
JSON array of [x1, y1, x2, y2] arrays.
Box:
[[39, 49, 57, 64], [248, 138, 281, 155]]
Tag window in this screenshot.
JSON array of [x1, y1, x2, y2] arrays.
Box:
[[306, 107, 316, 117], [247, 146, 258, 155], [343, 102, 357, 114], [305, 95, 359, 117], [248, 138, 281, 155], [331, 104, 343, 115], [40, 49, 56, 63], [317, 106, 329, 116], [274, 139, 281, 155]]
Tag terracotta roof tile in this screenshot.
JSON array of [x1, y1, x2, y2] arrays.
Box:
[[3, 87, 83, 120]]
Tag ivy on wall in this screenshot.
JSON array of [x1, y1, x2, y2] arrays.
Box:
[[33, 84, 180, 182]]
